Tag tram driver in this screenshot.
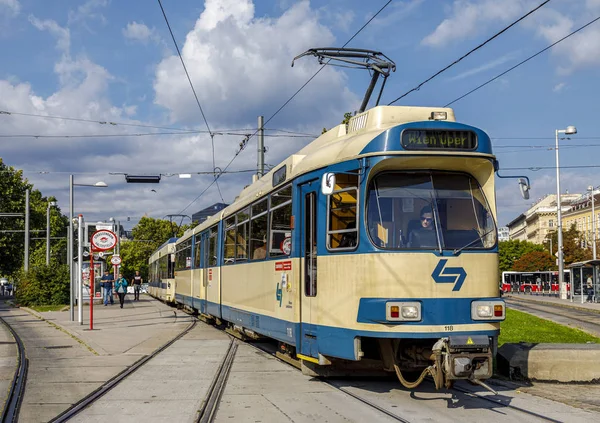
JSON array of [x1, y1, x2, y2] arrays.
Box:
[[408, 205, 438, 248]]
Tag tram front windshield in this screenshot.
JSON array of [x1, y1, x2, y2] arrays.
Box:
[[366, 171, 496, 251]]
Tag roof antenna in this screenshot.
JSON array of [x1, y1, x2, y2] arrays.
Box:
[[292, 48, 396, 113]]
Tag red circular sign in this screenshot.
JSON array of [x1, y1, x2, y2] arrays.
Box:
[[91, 230, 117, 251]]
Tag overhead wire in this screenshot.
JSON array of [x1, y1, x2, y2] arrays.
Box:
[[176, 0, 394, 214], [157, 0, 223, 202], [444, 15, 600, 106], [0, 132, 314, 139], [387, 0, 551, 105]]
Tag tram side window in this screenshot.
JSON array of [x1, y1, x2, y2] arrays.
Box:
[[236, 208, 250, 262], [208, 226, 218, 266], [168, 253, 175, 278], [223, 217, 236, 265], [175, 239, 192, 270], [270, 185, 292, 257], [328, 172, 359, 250], [250, 199, 268, 260], [194, 237, 201, 268]]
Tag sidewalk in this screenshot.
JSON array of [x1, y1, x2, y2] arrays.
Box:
[[503, 292, 600, 313], [0, 294, 193, 422]]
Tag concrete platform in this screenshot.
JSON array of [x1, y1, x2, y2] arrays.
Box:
[[497, 342, 600, 382], [0, 295, 193, 422], [504, 293, 600, 313]]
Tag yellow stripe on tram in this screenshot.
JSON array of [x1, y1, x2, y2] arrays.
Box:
[[296, 353, 319, 364]]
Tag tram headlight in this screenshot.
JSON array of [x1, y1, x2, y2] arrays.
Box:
[[471, 300, 505, 320], [386, 302, 421, 322]]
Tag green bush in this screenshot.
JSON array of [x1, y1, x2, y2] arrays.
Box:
[[15, 264, 69, 306]]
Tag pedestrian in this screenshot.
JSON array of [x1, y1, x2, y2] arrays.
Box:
[[132, 270, 143, 301], [100, 270, 114, 306], [586, 276, 594, 303], [115, 273, 128, 308]]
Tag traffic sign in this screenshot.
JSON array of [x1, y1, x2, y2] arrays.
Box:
[[111, 255, 122, 265], [91, 230, 117, 251], [98, 251, 104, 258]]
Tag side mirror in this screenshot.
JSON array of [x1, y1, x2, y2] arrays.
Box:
[[518, 178, 530, 200], [321, 172, 336, 195]]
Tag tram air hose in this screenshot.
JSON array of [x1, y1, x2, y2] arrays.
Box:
[[393, 364, 434, 389]]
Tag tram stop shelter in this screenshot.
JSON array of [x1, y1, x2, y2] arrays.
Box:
[[568, 259, 600, 303]]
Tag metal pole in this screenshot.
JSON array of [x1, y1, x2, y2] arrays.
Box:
[[556, 129, 566, 300], [116, 220, 120, 255], [24, 189, 29, 272], [46, 203, 51, 265], [78, 214, 84, 324], [593, 189, 597, 260], [581, 267, 584, 305], [258, 115, 264, 177], [69, 175, 74, 321], [90, 251, 94, 330]]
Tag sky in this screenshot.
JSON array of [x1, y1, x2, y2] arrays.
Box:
[[1, 0, 600, 230]]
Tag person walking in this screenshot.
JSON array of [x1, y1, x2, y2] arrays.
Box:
[[132, 270, 143, 301], [115, 273, 128, 308], [586, 276, 594, 303], [100, 270, 114, 306]]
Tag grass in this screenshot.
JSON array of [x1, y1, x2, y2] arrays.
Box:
[[29, 304, 68, 312], [499, 308, 600, 346]]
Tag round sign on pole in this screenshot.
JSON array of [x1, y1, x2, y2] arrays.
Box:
[[111, 255, 122, 265], [91, 229, 117, 251]]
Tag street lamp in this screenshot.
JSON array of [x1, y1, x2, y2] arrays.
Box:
[[69, 176, 108, 322], [46, 201, 57, 265], [556, 125, 577, 300]]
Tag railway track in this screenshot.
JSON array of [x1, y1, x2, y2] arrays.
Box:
[[49, 317, 197, 422], [196, 338, 238, 423], [0, 317, 28, 423], [505, 297, 600, 336]]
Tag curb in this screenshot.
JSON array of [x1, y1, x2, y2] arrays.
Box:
[[504, 295, 600, 315]]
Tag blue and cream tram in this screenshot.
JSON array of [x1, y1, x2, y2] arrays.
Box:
[[148, 237, 177, 303], [167, 105, 507, 390]]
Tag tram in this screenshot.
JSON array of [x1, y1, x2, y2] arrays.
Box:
[[501, 270, 571, 294], [148, 238, 177, 304]]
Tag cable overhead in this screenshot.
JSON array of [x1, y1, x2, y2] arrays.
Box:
[[176, 1, 392, 214], [387, 0, 551, 105], [158, 0, 224, 201], [444, 15, 600, 106]]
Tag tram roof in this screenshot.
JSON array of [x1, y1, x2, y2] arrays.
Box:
[[190, 105, 494, 234]]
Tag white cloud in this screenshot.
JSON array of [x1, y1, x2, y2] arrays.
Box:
[[153, 0, 357, 127], [553, 82, 566, 92], [422, 0, 527, 47], [67, 0, 108, 26], [29, 16, 71, 52], [0, 0, 20, 16], [448, 51, 519, 81], [123, 21, 157, 44]]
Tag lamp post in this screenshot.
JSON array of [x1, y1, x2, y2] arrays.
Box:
[[588, 186, 597, 260], [69, 176, 108, 322], [556, 125, 577, 300], [46, 201, 57, 265]]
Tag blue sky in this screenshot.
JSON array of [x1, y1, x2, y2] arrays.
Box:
[[1, 0, 600, 229]]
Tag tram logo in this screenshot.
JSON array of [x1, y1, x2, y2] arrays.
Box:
[[431, 259, 467, 291]]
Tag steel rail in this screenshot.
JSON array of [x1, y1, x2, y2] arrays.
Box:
[[0, 317, 28, 423], [196, 338, 238, 423], [49, 317, 197, 422]]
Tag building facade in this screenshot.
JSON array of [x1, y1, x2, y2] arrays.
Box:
[[507, 194, 580, 244], [498, 226, 510, 242], [563, 191, 600, 248], [192, 203, 228, 225]]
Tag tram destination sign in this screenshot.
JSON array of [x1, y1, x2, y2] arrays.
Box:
[[401, 129, 477, 151]]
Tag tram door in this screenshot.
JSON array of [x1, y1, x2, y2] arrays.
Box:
[[202, 232, 209, 314], [299, 181, 319, 358]]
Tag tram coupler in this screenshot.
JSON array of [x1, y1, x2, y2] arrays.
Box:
[[441, 335, 493, 383]]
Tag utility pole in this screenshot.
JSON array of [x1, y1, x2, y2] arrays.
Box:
[[258, 115, 264, 177], [24, 189, 30, 272]]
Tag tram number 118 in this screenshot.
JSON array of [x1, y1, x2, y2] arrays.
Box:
[[444, 325, 454, 332]]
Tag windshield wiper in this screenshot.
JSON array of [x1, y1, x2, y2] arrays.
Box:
[[452, 228, 496, 256]]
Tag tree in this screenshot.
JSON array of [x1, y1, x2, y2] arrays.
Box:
[[513, 251, 556, 272], [117, 217, 192, 279], [0, 158, 69, 277], [498, 239, 545, 273], [544, 223, 592, 266]]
